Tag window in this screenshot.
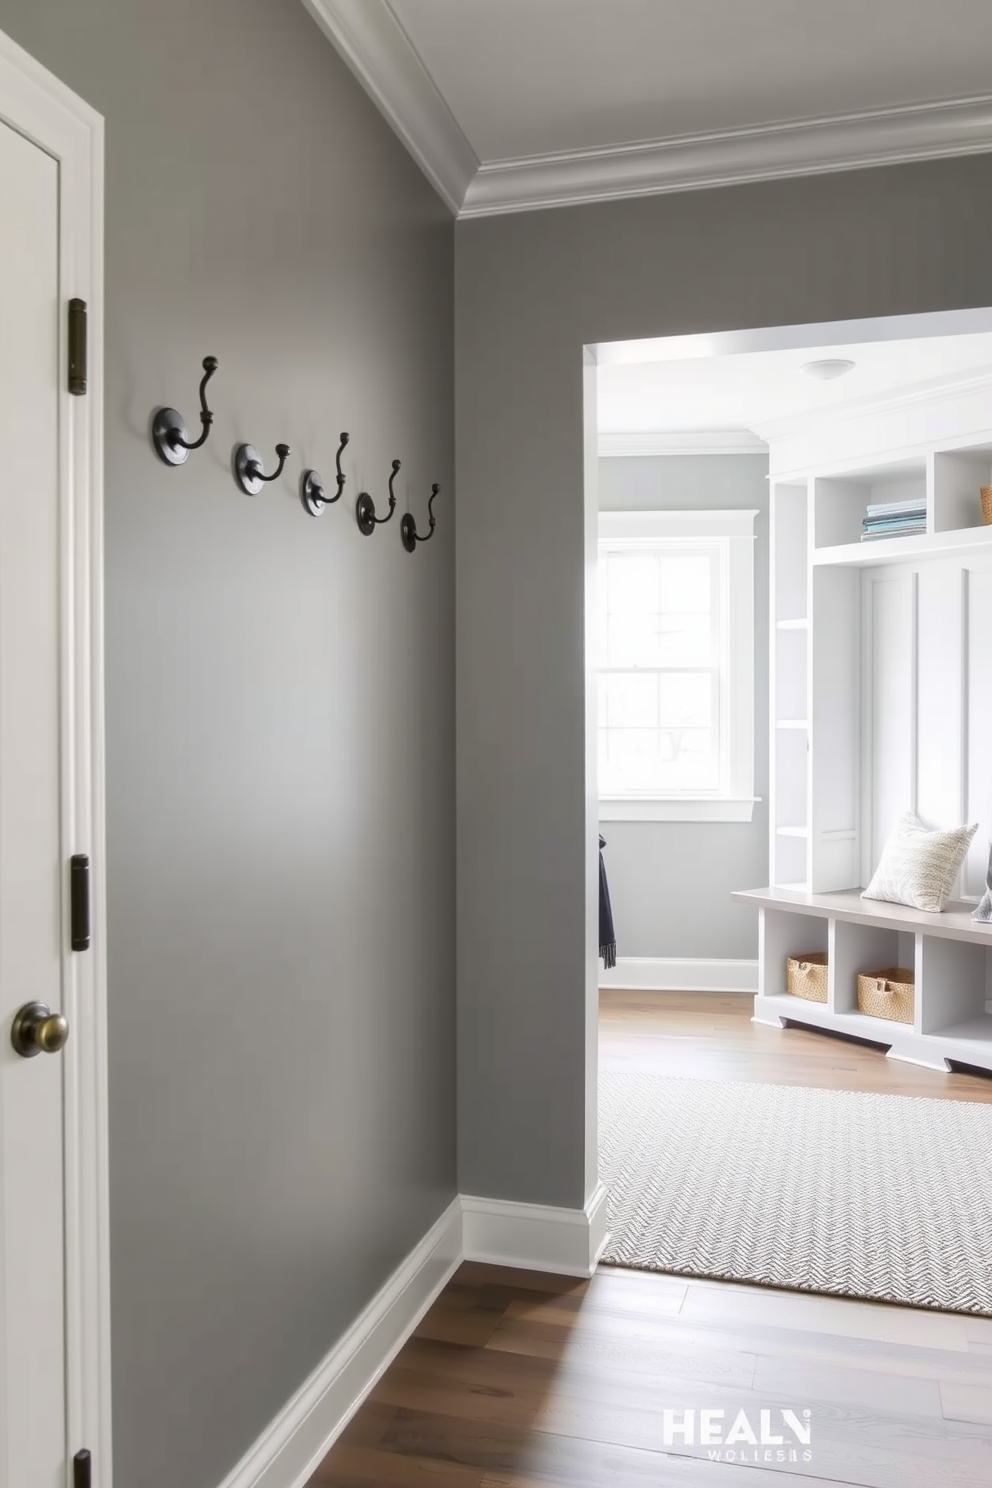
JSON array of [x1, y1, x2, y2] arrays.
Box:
[[597, 509, 757, 821]]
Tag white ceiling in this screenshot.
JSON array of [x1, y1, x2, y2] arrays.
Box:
[[596, 331, 992, 438], [390, 0, 992, 161], [303, 1, 992, 214]]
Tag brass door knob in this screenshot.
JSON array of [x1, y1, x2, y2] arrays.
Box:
[[10, 1000, 70, 1058]]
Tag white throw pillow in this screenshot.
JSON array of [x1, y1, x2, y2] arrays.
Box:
[[862, 811, 978, 913]]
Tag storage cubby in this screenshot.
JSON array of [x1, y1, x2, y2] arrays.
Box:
[[772, 481, 808, 623], [759, 909, 827, 999], [774, 627, 808, 723], [917, 935, 992, 1041], [931, 447, 992, 533], [813, 460, 927, 550], [772, 831, 808, 890], [774, 725, 807, 829], [829, 918, 915, 1023]]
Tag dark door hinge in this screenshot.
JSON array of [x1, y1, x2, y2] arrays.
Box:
[[73, 1449, 92, 1488], [70, 854, 91, 952], [68, 298, 88, 396]]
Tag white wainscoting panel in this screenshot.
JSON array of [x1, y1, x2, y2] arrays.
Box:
[[916, 564, 965, 831], [864, 555, 992, 896]]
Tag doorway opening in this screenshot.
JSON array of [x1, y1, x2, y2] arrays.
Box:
[[588, 306, 992, 1315]]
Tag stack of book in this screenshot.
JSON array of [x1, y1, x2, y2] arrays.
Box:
[[861, 497, 927, 542]]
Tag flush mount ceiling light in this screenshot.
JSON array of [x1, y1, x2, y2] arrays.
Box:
[[800, 358, 856, 381]]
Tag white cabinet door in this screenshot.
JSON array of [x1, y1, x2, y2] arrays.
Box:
[[0, 112, 67, 1488]]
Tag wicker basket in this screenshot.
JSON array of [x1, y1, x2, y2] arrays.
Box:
[[982, 486, 992, 525], [786, 952, 828, 1003], [857, 967, 915, 1025]]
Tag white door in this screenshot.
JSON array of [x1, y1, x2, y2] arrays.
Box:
[[0, 112, 70, 1486]]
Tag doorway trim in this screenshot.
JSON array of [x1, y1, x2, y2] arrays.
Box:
[[0, 26, 109, 1487]]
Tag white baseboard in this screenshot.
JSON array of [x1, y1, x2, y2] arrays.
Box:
[[599, 956, 758, 992], [461, 1183, 610, 1277], [216, 1198, 463, 1488], [214, 1185, 610, 1488]]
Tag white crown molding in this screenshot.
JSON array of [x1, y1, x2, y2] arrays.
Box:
[[753, 366, 992, 445], [299, 0, 477, 215], [599, 430, 768, 458], [300, 6, 992, 218], [462, 93, 992, 217]]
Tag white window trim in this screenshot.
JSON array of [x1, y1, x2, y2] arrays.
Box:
[[597, 508, 758, 823]]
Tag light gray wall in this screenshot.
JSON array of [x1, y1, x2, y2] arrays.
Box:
[[0, 5, 454, 1488], [598, 454, 769, 960], [455, 158, 992, 1210]]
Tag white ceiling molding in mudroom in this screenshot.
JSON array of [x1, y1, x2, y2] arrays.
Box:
[[302, 0, 992, 218]]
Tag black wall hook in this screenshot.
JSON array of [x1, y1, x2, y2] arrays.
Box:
[[152, 356, 219, 466], [234, 440, 291, 496], [401, 483, 440, 553], [301, 432, 350, 517], [356, 459, 400, 536]]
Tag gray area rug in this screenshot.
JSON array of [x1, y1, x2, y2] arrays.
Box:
[[599, 1071, 992, 1315]]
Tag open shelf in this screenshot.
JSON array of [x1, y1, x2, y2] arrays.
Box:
[[812, 460, 927, 550], [772, 480, 808, 624], [932, 447, 992, 533], [813, 522, 992, 568]]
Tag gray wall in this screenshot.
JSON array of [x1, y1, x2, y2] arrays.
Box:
[[0, 5, 454, 1488], [598, 454, 769, 960], [455, 158, 992, 1210]]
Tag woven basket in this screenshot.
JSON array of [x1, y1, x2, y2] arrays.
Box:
[[982, 486, 992, 525], [786, 952, 828, 1003], [857, 967, 914, 1025]]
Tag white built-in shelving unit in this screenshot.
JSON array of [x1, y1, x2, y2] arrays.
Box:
[[751, 378, 992, 1072]]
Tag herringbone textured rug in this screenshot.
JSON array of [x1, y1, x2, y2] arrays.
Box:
[[599, 1071, 992, 1314]]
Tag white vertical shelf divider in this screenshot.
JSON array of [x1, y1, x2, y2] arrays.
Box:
[[770, 480, 810, 888]]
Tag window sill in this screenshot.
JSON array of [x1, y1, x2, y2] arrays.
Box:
[[599, 797, 759, 823]]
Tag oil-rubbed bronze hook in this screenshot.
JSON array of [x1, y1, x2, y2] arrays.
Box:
[[356, 458, 400, 536], [400, 483, 440, 553], [301, 431, 350, 517], [151, 356, 219, 466], [234, 439, 291, 496]]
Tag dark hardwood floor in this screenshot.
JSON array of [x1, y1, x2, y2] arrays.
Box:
[[308, 992, 992, 1487]]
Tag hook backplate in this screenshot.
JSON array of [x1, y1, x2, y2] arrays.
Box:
[[301, 469, 327, 517], [234, 444, 264, 496], [400, 513, 417, 553], [356, 493, 376, 536], [152, 408, 189, 466]]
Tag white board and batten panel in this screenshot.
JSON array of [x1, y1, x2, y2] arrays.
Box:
[[965, 562, 992, 899], [916, 564, 966, 830], [864, 567, 917, 881], [861, 553, 992, 900]]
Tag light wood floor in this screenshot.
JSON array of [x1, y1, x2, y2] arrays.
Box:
[[600, 988, 992, 1103], [308, 992, 992, 1487]]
